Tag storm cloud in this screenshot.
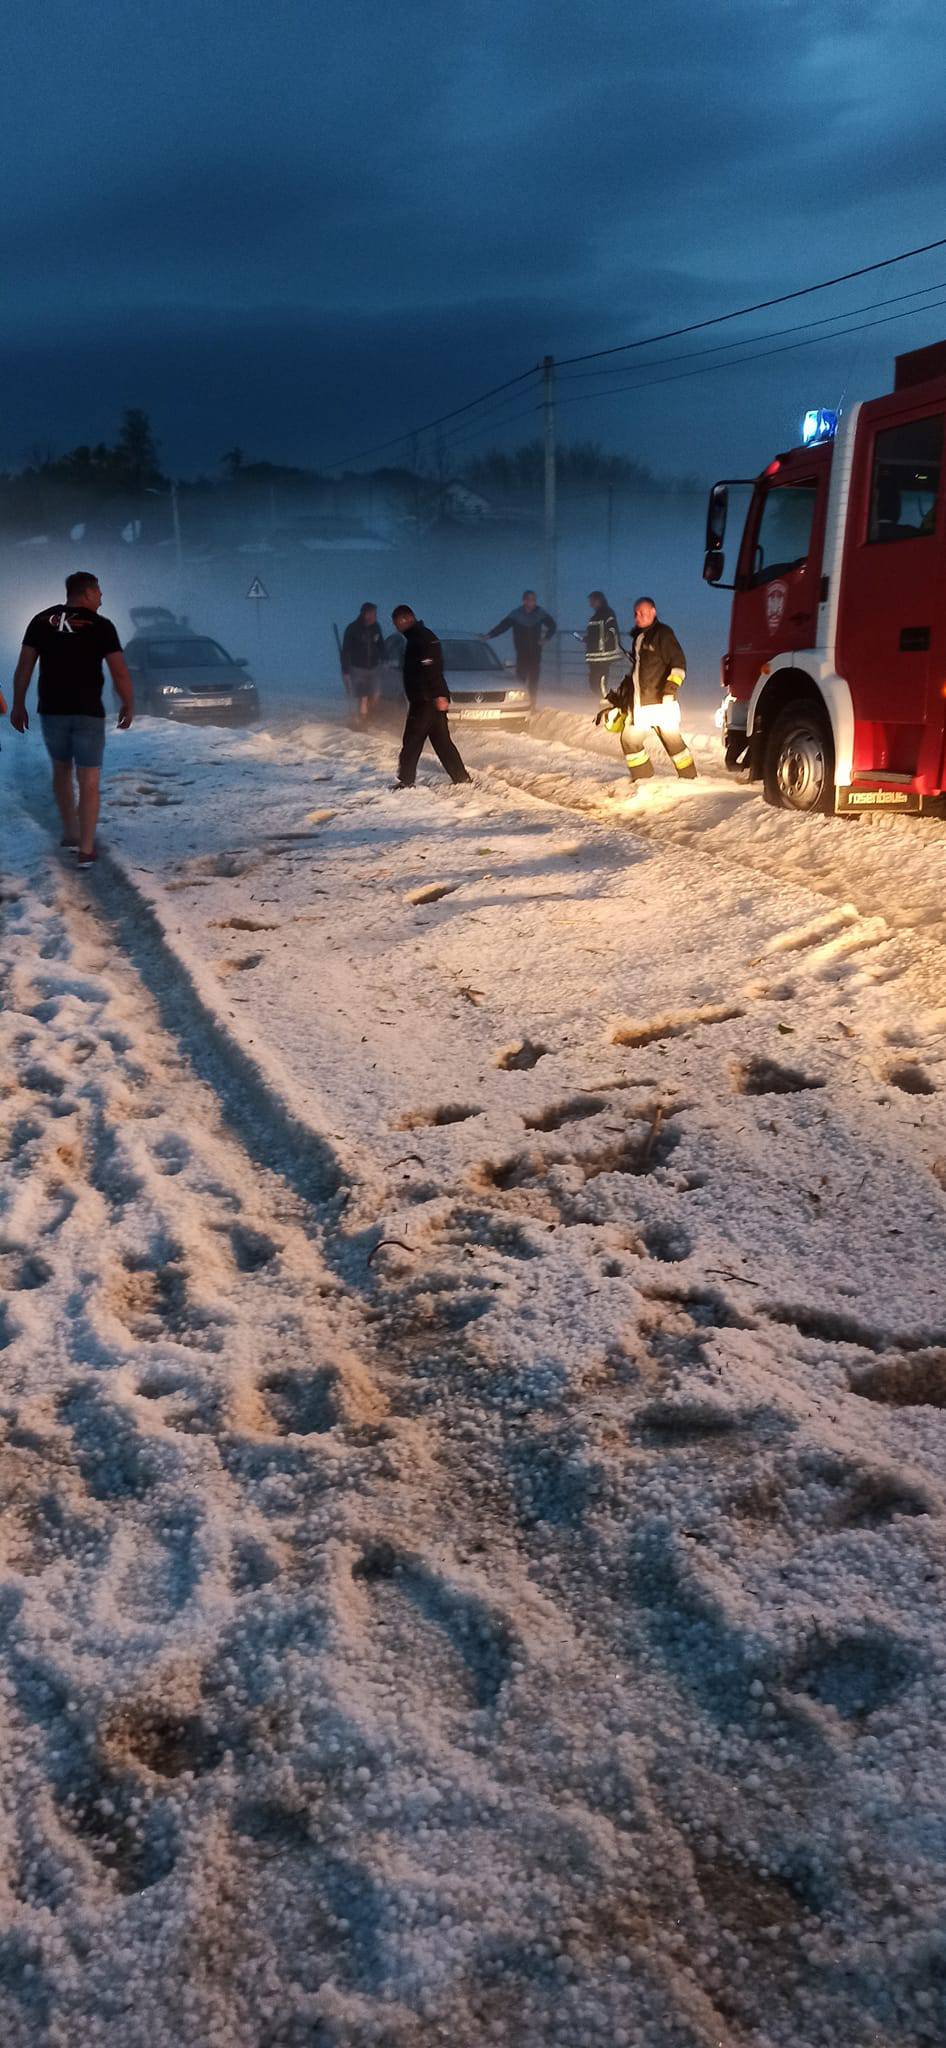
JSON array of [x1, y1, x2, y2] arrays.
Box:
[[3, 0, 946, 476]]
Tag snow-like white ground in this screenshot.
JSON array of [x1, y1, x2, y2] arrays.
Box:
[[2, 698, 946, 2046]]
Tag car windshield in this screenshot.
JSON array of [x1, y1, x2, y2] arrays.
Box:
[[439, 639, 502, 672], [147, 638, 233, 667]]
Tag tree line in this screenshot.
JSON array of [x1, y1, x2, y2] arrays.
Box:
[[7, 413, 692, 502]]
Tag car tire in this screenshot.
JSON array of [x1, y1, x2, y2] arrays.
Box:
[[762, 698, 835, 815]]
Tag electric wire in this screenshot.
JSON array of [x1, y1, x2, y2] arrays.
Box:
[[324, 365, 541, 471], [323, 234, 946, 474], [555, 277, 946, 385], [551, 293, 946, 414], [441, 397, 543, 453], [555, 233, 946, 369]]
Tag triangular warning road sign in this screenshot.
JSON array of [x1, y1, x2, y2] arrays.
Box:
[[246, 575, 269, 599]]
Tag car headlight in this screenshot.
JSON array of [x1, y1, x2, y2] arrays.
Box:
[[505, 688, 529, 704]]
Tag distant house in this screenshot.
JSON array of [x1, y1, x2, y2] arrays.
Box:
[[443, 481, 491, 523], [286, 514, 393, 553]]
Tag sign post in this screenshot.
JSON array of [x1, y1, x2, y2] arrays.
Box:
[[246, 574, 269, 670]]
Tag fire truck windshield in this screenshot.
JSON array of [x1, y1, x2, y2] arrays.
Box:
[[749, 481, 818, 585]]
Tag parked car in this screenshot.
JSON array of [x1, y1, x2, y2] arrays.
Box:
[[124, 609, 260, 725], [378, 632, 532, 725]]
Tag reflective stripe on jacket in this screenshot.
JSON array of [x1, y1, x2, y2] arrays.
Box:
[[628, 620, 686, 706]]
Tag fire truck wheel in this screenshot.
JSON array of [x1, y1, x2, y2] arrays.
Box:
[[762, 698, 835, 815]]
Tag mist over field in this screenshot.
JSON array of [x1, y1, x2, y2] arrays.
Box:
[[0, 489, 727, 723]]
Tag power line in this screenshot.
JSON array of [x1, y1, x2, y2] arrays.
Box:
[[426, 384, 543, 450], [383, 391, 542, 470], [441, 396, 542, 454], [323, 234, 946, 478], [555, 277, 946, 384], [324, 365, 540, 472], [551, 292, 946, 414], [555, 234, 946, 369]]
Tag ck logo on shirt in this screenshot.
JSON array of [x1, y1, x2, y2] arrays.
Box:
[[48, 608, 94, 633]]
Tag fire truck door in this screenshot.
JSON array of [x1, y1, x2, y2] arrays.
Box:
[[838, 411, 944, 728], [731, 475, 822, 699]]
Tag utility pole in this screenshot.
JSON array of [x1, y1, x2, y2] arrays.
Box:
[[542, 354, 559, 683], [152, 481, 184, 615], [170, 482, 184, 615]]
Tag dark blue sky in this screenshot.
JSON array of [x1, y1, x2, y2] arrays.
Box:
[[5, 0, 946, 480]]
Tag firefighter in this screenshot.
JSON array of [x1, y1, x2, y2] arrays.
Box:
[[597, 596, 696, 782], [580, 590, 624, 697]]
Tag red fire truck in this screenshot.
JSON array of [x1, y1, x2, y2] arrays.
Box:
[[704, 339, 946, 814]]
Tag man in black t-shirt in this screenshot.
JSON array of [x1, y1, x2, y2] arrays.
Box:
[[10, 571, 134, 867]]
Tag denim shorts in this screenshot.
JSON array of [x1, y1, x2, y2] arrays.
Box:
[[348, 666, 381, 698], [40, 714, 106, 769]]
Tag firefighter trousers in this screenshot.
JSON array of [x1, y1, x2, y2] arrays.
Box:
[[397, 702, 471, 787], [619, 722, 697, 780]]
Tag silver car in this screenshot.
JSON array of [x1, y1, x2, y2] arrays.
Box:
[[124, 610, 260, 725], [380, 632, 532, 725]]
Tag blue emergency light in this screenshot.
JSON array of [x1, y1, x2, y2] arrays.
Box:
[[802, 407, 838, 446]]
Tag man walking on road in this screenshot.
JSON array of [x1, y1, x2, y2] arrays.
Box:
[[391, 605, 471, 789], [483, 589, 556, 705], [597, 596, 696, 783], [341, 601, 385, 719], [10, 572, 134, 865]]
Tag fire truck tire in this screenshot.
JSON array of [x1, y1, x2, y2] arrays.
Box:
[[762, 698, 835, 815]]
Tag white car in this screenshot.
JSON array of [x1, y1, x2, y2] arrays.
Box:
[[379, 633, 532, 726]]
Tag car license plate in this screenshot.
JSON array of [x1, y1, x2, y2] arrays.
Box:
[[456, 706, 496, 719]]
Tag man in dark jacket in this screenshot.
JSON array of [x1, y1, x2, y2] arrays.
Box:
[[391, 606, 471, 789], [598, 596, 696, 782], [341, 601, 384, 718], [483, 590, 556, 703]]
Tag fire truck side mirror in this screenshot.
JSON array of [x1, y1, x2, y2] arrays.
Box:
[[704, 479, 752, 589], [703, 549, 726, 586], [704, 482, 732, 585], [706, 482, 729, 549]]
